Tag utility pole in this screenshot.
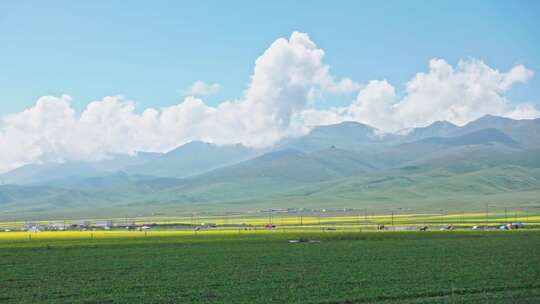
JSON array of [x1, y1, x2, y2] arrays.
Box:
[[365, 208, 368, 223]]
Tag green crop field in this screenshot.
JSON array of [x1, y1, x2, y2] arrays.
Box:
[[2, 209, 538, 232], [1, 230, 539, 303]]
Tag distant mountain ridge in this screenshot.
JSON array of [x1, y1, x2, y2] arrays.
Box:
[[125, 141, 259, 178], [450, 115, 540, 148], [1, 115, 540, 219], [0, 152, 162, 185], [278, 121, 396, 152], [399, 121, 459, 141], [197, 147, 376, 184], [419, 128, 517, 146]]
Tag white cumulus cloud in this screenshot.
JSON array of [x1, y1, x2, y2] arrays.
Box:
[[0, 31, 357, 172], [301, 58, 537, 132], [185, 81, 222, 96], [0, 32, 538, 173]]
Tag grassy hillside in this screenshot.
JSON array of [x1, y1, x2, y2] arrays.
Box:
[[2, 116, 540, 220], [2, 164, 540, 220]]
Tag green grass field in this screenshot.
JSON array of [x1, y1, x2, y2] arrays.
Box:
[[1, 230, 539, 303]]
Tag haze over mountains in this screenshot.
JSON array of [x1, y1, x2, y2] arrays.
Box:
[[1, 115, 539, 219]]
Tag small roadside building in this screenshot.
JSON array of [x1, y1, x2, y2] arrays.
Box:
[[95, 220, 113, 229]]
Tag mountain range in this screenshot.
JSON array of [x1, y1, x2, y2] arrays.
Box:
[[1, 115, 539, 220]]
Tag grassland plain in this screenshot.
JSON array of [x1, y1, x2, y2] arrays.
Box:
[[1, 231, 539, 303]]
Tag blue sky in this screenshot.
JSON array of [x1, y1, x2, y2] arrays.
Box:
[[1, 0, 539, 117]]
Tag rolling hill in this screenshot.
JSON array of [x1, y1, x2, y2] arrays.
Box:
[[1, 115, 539, 219]]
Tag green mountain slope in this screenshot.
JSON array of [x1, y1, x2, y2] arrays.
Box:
[[420, 128, 517, 146], [452, 115, 540, 148], [137, 148, 379, 204], [255, 165, 540, 212], [1, 116, 540, 219]]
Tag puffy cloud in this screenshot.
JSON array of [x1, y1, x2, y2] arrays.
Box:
[[185, 81, 222, 96], [394, 58, 535, 129], [0, 32, 538, 173], [305, 58, 537, 132], [506, 104, 540, 120], [346, 80, 399, 130], [241, 32, 358, 132], [500, 65, 534, 91], [0, 31, 356, 172], [324, 78, 362, 94], [0, 95, 77, 170]]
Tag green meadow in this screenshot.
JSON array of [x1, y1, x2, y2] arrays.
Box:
[[1, 230, 539, 303]]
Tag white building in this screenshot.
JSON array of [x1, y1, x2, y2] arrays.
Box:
[[95, 220, 113, 229]]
